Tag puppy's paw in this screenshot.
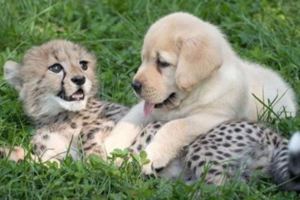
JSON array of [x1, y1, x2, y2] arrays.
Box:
[[142, 148, 168, 176], [142, 161, 166, 176], [142, 162, 154, 175]]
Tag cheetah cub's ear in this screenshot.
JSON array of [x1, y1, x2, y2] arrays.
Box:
[[4, 60, 23, 91]]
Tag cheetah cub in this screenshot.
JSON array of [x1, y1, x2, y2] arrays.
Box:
[[130, 121, 300, 191], [1, 40, 128, 162]]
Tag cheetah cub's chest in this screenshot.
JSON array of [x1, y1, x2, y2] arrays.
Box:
[[32, 99, 128, 161]]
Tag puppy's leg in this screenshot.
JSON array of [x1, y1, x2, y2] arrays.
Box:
[[104, 102, 152, 156], [142, 113, 229, 174]]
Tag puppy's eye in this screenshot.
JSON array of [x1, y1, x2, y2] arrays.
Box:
[[48, 63, 63, 73], [80, 60, 88, 70], [156, 59, 171, 68]]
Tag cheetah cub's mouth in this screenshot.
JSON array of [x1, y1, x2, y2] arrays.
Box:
[[57, 89, 85, 102]]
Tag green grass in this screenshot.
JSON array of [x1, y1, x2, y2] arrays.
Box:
[[0, 0, 299, 199]]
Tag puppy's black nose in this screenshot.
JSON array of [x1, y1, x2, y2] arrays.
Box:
[[71, 76, 86, 86], [131, 81, 142, 93]]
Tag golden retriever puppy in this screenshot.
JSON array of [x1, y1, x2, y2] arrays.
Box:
[[104, 12, 297, 174]]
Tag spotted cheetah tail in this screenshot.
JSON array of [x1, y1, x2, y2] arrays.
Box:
[[272, 132, 300, 191], [286, 132, 300, 190]]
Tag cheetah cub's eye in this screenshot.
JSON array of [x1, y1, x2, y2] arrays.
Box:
[[48, 63, 63, 73], [79, 60, 88, 71]]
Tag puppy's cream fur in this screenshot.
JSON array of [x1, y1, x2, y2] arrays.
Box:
[[105, 12, 297, 173]]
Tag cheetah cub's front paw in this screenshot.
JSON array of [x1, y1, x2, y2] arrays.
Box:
[[0, 146, 26, 162]]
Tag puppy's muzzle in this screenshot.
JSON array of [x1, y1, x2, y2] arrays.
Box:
[[131, 80, 142, 94]]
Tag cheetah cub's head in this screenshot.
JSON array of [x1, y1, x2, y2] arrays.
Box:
[[4, 40, 97, 119]]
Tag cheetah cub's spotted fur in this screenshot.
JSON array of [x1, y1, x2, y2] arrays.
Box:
[[130, 121, 300, 191], [2, 40, 128, 162]]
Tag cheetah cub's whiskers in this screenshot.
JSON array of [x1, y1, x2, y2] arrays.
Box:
[[2, 40, 128, 162]]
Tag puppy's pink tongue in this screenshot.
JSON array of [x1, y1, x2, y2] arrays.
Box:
[[144, 101, 155, 117]]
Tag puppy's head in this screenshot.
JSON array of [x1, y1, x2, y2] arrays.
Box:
[[132, 12, 223, 112], [4, 40, 97, 119]]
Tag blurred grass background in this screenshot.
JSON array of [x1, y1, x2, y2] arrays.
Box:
[[0, 0, 299, 199]]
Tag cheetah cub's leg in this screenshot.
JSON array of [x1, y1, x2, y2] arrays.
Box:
[[129, 121, 186, 179], [31, 129, 79, 162], [79, 121, 116, 160], [129, 121, 163, 154], [0, 146, 26, 162], [0, 132, 78, 163], [129, 121, 162, 175]]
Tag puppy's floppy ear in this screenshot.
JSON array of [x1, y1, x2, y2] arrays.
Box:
[[175, 35, 222, 91], [4, 60, 23, 91]]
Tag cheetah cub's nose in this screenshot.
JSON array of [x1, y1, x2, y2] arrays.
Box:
[[71, 76, 86, 86]]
